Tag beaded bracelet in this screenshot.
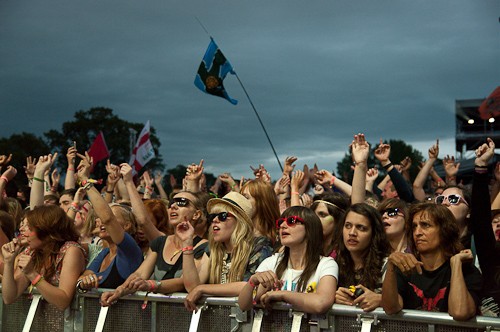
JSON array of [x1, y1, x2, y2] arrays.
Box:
[[0, 176, 8, 183]]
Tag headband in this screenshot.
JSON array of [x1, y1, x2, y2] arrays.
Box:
[[315, 200, 345, 213]]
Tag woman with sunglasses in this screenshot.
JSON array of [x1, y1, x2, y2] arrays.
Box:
[[310, 193, 350, 257], [75, 159, 143, 292], [378, 198, 410, 253], [100, 191, 209, 305], [434, 186, 472, 250], [179, 192, 273, 312], [239, 206, 338, 314], [334, 203, 390, 312], [382, 203, 482, 320]]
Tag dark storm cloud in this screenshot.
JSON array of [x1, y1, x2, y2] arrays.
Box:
[[1, 0, 498, 178]]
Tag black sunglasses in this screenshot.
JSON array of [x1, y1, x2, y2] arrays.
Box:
[[171, 197, 192, 208], [209, 212, 235, 223], [276, 216, 305, 229], [383, 208, 403, 217], [435, 194, 468, 206]]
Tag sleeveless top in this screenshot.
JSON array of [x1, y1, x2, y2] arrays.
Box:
[[150, 236, 207, 280]]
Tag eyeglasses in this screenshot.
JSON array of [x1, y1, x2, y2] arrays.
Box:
[[382, 208, 403, 217], [171, 197, 192, 208], [209, 212, 235, 223], [435, 194, 469, 206], [276, 216, 305, 229]]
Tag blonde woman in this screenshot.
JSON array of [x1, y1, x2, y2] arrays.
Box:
[[178, 192, 273, 311]]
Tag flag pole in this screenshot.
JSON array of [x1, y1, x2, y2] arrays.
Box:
[[234, 73, 283, 172], [194, 18, 283, 172]]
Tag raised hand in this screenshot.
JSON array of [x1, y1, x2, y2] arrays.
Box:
[[351, 133, 370, 164], [443, 155, 460, 177], [283, 156, 297, 176], [374, 139, 391, 163], [475, 137, 495, 167], [428, 139, 439, 159], [315, 169, 333, 186], [2, 165, 17, 183], [76, 152, 93, 182], [120, 163, 134, 183], [366, 168, 379, 183], [0, 154, 12, 167], [274, 175, 290, 195], [24, 156, 36, 180], [154, 171, 164, 186], [185, 160, 204, 181]]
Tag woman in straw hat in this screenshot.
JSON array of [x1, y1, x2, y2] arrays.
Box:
[[179, 191, 273, 311], [238, 206, 338, 314]]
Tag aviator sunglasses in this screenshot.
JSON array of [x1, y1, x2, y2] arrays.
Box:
[[382, 208, 403, 217], [276, 215, 305, 229], [435, 194, 469, 206], [171, 197, 192, 208], [208, 212, 235, 223]]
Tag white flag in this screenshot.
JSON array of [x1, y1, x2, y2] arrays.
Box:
[[129, 120, 155, 175]]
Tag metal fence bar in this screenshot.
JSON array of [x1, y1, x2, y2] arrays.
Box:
[[1, 288, 499, 332]]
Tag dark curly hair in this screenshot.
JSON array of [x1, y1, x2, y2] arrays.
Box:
[[334, 203, 389, 290]]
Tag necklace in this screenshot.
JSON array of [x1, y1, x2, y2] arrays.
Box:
[[221, 252, 232, 284]]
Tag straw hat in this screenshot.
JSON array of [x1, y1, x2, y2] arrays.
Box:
[[207, 192, 253, 226]]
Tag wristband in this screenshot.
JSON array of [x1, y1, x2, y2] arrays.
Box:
[[31, 274, 44, 286], [182, 246, 194, 252], [330, 176, 336, 186], [33, 177, 45, 183], [291, 191, 300, 195], [147, 280, 157, 292], [145, 186, 153, 191], [382, 163, 392, 170], [248, 280, 257, 288], [0, 176, 8, 183], [106, 190, 114, 194], [67, 168, 75, 172]]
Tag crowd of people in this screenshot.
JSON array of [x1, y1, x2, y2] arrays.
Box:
[[0, 134, 499, 322]]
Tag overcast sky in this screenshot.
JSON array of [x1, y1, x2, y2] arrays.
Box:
[[1, 1, 499, 179]]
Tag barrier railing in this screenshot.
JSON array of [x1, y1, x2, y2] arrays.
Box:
[[1, 288, 500, 332]]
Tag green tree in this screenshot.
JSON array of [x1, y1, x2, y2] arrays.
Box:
[[336, 139, 424, 184], [44, 107, 163, 182]]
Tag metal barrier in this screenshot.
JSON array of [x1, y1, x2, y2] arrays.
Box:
[[1, 289, 500, 332]]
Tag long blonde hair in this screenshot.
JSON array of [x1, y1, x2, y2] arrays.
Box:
[[208, 204, 254, 284]]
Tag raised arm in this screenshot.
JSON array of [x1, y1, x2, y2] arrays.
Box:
[[121, 163, 163, 242], [64, 144, 77, 189], [375, 140, 415, 203], [351, 133, 370, 204], [154, 171, 169, 199], [77, 152, 124, 245], [185, 160, 204, 193], [290, 170, 305, 207], [413, 140, 439, 201], [443, 155, 460, 186], [30, 153, 58, 209], [0, 166, 17, 206]]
